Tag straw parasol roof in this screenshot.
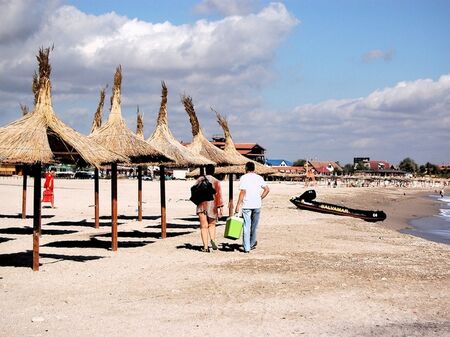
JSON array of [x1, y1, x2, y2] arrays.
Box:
[[90, 86, 107, 134], [89, 66, 172, 164], [147, 82, 214, 167], [20, 104, 29, 116], [182, 94, 235, 166], [0, 47, 126, 167], [136, 106, 144, 140]]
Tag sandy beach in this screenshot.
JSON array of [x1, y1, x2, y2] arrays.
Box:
[[0, 177, 449, 336]]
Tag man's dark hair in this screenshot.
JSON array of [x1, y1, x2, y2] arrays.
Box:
[[205, 164, 215, 175], [245, 161, 255, 172]]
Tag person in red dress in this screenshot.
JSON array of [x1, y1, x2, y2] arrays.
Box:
[[42, 168, 55, 208]]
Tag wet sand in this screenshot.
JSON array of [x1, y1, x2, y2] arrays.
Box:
[[0, 178, 449, 336]]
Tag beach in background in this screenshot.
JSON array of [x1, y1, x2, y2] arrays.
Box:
[[0, 177, 449, 336]]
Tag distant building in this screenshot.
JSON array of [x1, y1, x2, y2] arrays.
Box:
[[211, 136, 266, 163], [353, 157, 405, 177], [368, 160, 393, 170], [265, 159, 293, 167], [309, 161, 343, 175], [438, 164, 450, 172]]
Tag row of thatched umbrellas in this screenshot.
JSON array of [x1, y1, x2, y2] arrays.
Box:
[[0, 48, 273, 271]]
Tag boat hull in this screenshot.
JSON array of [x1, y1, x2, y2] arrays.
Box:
[[290, 190, 386, 222]]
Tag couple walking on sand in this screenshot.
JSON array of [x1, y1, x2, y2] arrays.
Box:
[[195, 162, 270, 253]]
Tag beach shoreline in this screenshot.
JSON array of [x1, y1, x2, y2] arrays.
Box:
[[0, 178, 449, 336]]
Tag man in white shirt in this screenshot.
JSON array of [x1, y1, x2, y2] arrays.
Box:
[[235, 162, 270, 253]]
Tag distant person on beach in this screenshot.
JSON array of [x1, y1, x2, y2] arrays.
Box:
[[440, 189, 444, 198], [235, 162, 270, 253], [195, 164, 223, 252], [42, 168, 55, 208]]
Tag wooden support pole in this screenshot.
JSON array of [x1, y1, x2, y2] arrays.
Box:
[[94, 168, 99, 229], [22, 165, 27, 219], [159, 165, 167, 239], [33, 163, 41, 271], [137, 166, 142, 222], [228, 173, 234, 217], [111, 163, 118, 251]]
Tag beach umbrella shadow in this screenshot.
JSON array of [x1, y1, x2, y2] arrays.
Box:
[[44, 220, 123, 227], [0, 227, 77, 236], [99, 215, 160, 221], [0, 214, 54, 219], [146, 223, 198, 230], [95, 230, 193, 239], [0, 250, 104, 268], [43, 237, 154, 250], [0, 237, 15, 244]]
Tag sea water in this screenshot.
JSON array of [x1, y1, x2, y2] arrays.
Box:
[[400, 195, 450, 245]]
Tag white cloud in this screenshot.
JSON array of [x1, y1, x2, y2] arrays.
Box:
[[0, 1, 298, 142], [240, 75, 450, 164], [362, 49, 395, 63], [194, 0, 259, 16]]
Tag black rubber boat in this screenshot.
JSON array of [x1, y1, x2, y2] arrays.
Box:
[[290, 190, 386, 222]]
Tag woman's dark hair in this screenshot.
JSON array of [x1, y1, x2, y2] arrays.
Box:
[[205, 164, 215, 175], [245, 161, 255, 172]]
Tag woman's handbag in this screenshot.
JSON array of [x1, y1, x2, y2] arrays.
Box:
[[190, 176, 216, 205]]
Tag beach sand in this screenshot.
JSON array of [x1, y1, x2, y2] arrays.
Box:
[[0, 178, 449, 336]]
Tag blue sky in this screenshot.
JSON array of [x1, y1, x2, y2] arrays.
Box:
[[1, 0, 449, 165]]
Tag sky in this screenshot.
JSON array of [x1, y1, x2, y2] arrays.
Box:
[[0, 0, 449, 166]]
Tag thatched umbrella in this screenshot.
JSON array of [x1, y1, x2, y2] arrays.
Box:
[[19, 104, 30, 219], [147, 82, 214, 237], [89, 66, 173, 249], [182, 94, 235, 167], [90, 86, 107, 228], [135, 105, 144, 221], [136, 106, 144, 140], [0, 47, 126, 270]]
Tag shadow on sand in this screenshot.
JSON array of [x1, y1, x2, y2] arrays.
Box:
[[0, 237, 14, 244], [99, 215, 160, 221], [94, 230, 193, 239], [146, 223, 199, 230], [43, 237, 154, 250], [176, 242, 242, 252], [44, 220, 123, 227], [0, 250, 104, 268], [0, 227, 78, 236], [0, 214, 55, 219]]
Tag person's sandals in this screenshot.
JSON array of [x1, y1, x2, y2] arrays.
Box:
[[251, 241, 258, 250], [210, 240, 218, 250], [200, 247, 211, 253]]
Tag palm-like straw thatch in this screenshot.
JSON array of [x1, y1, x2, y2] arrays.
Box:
[[89, 86, 108, 229], [147, 82, 213, 167], [90, 86, 107, 134], [89, 66, 172, 164], [182, 94, 234, 166], [136, 105, 144, 140], [20, 104, 29, 116], [0, 47, 125, 167]]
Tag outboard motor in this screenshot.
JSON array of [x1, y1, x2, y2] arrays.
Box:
[[299, 189, 316, 202]]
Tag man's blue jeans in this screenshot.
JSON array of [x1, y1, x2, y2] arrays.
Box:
[[242, 208, 261, 252]]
